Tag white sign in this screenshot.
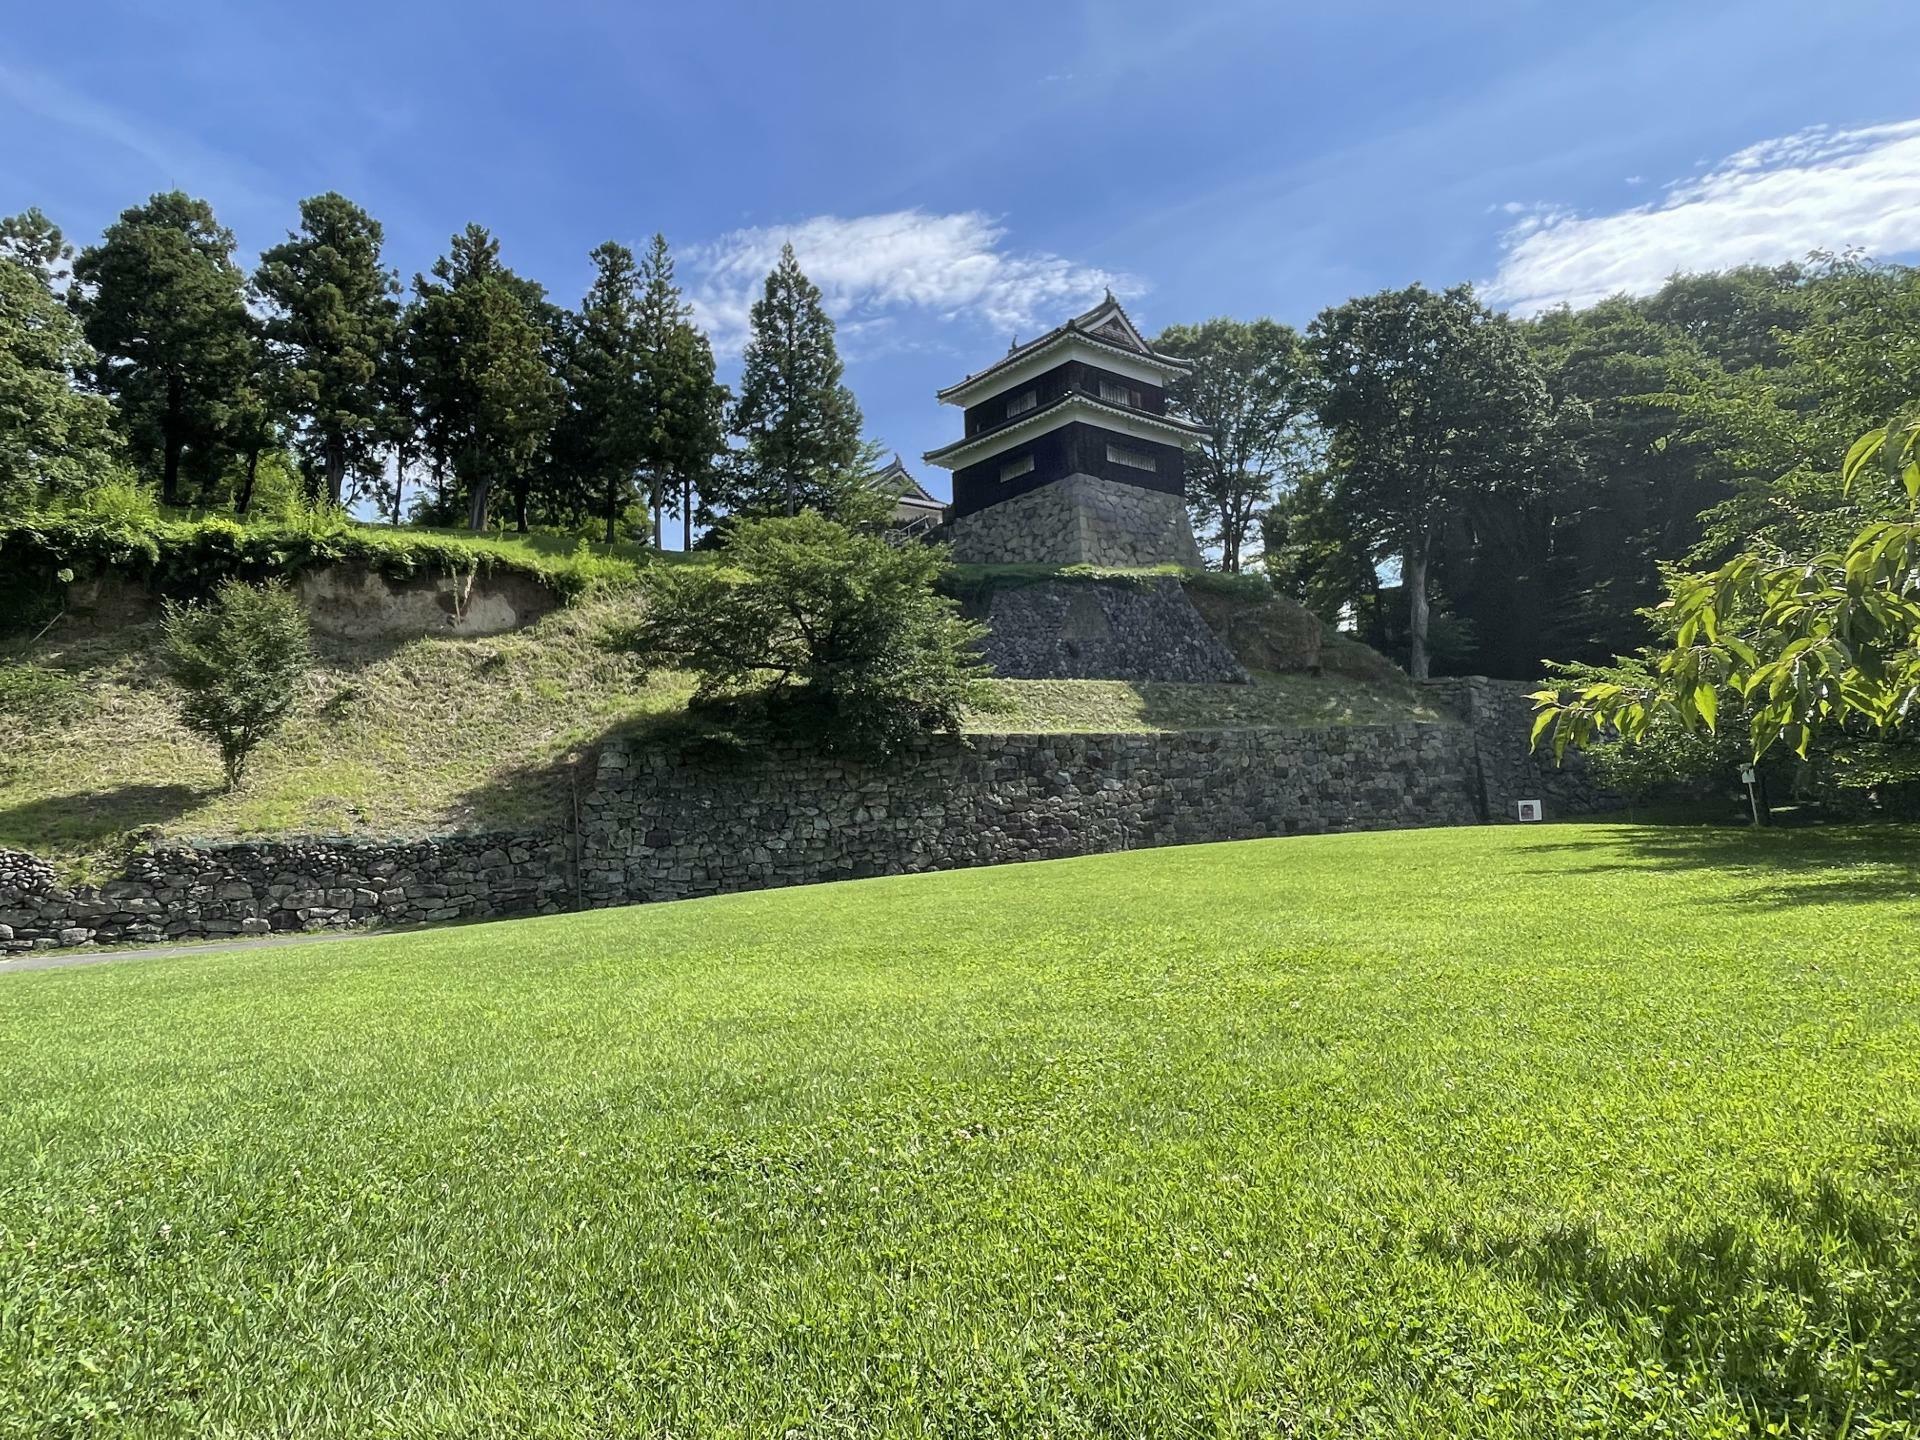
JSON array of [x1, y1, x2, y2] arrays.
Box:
[[1515, 800, 1543, 822], [1739, 765, 1757, 784]]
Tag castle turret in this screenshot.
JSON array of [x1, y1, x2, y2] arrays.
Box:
[[922, 294, 1207, 566]]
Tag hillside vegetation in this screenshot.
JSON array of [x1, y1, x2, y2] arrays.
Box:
[[4, 825, 1917, 1434], [1, 598, 1443, 873]]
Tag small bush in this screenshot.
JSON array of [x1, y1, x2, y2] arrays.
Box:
[[161, 580, 312, 789], [632, 511, 998, 754]]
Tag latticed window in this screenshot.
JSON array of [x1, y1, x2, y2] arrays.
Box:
[[1098, 378, 1141, 407], [1000, 454, 1035, 482], [1006, 390, 1038, 419], [1106, 443, 1156, 472]]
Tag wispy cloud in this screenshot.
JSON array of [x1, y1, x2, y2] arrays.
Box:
[[685, 210, 1135, 357], [0, 60, 274, 217], [1484, 119, 1920, 314]]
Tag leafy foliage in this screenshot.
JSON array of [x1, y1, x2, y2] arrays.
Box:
[[1535, 407, 1920, 766], [1308, 283, 1559, 679], [410, 225, 563, 531], [632, 511, 995, 752], [0, 236, 124, 510], [161, 579, 312, 787], [1155, 317, 1318, 573]]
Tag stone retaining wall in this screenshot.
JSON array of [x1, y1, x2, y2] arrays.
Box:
[[2, 685, 1614, 954], [1419, 677, 1619, 820], [0, 832, 573, 952], [575, 726, 1481, 906], [946, 474, 1205, 567], [973, 579, 1249, 683]]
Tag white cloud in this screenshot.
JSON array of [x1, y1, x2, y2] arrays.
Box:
[[685, 210, 1134, 357], [1484, 119, 1920, 315]]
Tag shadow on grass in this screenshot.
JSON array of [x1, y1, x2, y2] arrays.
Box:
[[1513, 823, 1920, 911], [0, 782, 211, 855], [1420, 1124, 1920, 1430]]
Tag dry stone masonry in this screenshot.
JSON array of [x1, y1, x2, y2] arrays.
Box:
[[946, 474, 1205, 567], [975, 578, 1249, 683], [1, 682, 1615, 953], [0, 833, 572, 952]]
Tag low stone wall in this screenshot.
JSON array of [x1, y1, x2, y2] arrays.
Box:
[[0, 832, 573, 952], [947, 474, 1205, 567], [2, 686, 1617, 954], [974, 579, 1249, 683], [1420, 676, 1619, 819], [576, 726, 1480, 906]]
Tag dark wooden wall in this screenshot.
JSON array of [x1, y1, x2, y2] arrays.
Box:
[[951, 422, 1186, 518]]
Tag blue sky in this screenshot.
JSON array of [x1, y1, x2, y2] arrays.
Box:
[[6, 0, 1920, 524]]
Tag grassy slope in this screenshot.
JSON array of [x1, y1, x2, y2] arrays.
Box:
[[2, 608, 1440, 868], [3, 824, 1918, 1436]]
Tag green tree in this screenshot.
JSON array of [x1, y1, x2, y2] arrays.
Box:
[[1309, 283, 1559, 679], [162, 579, 312, 789], [0, 207, 72, 287], [1535, 406, 1920, 765], [0, 227, 122, 511], [556, 241, 651, 545], [635, 235, 727, 548], [1155, 317, 1317, 572], [726, 243, 864, 517], [72, 192, 252, 507], [632, 511, 995, 753], [253, 193, 401, 506], [411, 225, 562, 531]]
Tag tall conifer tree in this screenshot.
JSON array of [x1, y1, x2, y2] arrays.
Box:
[[726, 243, 863, 517], [634, 235, 726, 546], [73, 192, 252, 506], [253, 193, 401, 505]]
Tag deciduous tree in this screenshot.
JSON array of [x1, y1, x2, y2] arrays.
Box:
[[1309, 283, 1558, 679], [1156, 317, 1316, 572]]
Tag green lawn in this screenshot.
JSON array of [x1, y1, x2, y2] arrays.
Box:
[[4, 824, 1918, 1436]]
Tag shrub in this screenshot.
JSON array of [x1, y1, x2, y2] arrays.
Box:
[[632, 512, 997, 754], [161, 580, 312, 788]]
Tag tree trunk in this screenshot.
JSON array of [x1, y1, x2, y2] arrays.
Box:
[[513, 486, 529, 534], [391, 451, 407, 527], [235, 450, 260, 516], [1406, 537, 1432, 682], [652, 500, 663, 550], [324, 437, 347, 507], [605, 476, 617, 547], [467, 475, 492, 532], [682, 478, 693, 551]]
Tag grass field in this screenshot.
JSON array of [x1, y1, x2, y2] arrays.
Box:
[[3, 824, 1918, 1436], [0, 606, 1439, 873]]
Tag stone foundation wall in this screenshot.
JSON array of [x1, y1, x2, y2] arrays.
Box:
[[1420, 677, 1620, 820], [575, 726, 1480, 906], [974, 579, 1249, 682], [2, 686, 1616, 955], [0, 832, 573, 953], [947, 474, 1204, 567]]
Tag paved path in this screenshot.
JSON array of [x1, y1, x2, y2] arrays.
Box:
[[1, 930, 378, 976]]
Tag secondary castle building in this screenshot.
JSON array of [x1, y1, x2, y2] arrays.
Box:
[[923, 294, 1209, 567]]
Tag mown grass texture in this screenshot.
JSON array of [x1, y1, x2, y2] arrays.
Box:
[[3, 823, 1919, 1436]]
